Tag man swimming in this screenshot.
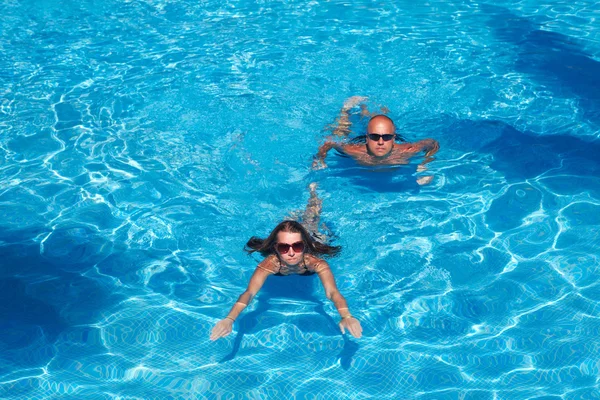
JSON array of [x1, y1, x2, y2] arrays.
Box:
[[313, 97, 439, 184]]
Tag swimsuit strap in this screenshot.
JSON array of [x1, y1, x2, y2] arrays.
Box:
[[256, 264, 275, 274], [256, 255, 279, 274], [300, 254, 312, 274], [313, 260, 324, 274]]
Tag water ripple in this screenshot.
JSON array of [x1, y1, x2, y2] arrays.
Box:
[[2, 0, 600, 398]]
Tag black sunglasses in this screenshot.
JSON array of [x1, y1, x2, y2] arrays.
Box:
[[367, 133, 395, 142], [276, 241, 305, 254]]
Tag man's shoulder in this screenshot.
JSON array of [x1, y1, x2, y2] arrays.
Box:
[[340, 143, 366, 155], [393, 142, 419, 153]]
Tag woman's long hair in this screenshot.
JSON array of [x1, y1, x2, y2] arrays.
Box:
[[245, 220, 341, 257]]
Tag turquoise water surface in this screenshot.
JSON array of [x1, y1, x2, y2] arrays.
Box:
[[2, 0, 600, 399]]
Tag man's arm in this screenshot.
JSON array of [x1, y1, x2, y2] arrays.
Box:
[[413, 139, 439, 157], [413, 139, 439, 185], [313, 141, 340, 169]]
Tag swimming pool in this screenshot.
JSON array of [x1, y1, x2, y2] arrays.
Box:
[[1, 0, 600, 398]]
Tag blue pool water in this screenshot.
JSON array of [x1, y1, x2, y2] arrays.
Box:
[[2, 0, 600, 398]]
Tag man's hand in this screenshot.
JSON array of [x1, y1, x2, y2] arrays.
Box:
[[417, 175, 434, 185], [312, 157, 328, 170], [424, 140, 440, 157], [313, 141, 338, 170]]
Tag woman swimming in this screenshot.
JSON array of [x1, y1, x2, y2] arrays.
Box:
[[210, 185, 363, 340]]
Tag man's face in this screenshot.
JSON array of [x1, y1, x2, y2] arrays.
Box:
[[366, 118, 395, 157]]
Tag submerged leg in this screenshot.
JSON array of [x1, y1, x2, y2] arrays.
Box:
[[288, 184, 331, 241], [301, 183, 323, 239], [325, 96, 368, 137], [360, 103, 389, 119]]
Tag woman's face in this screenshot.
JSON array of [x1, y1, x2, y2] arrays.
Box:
[[275, 231, 304, 266]]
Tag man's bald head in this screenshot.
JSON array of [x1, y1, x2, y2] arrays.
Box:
[[367, 115, 395, 135], [365, 115, 396, 157]]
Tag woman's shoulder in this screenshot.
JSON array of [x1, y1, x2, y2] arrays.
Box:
[[256, 254, 279, 274], [305, 254, 329, 271]]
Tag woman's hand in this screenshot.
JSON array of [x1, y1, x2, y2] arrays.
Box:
[[210, 319, 234, 341], [339, 317, 363, 338]]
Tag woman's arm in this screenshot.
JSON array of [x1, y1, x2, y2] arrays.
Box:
[[209, 261, 273, 341], [315, 261, 363, 338]]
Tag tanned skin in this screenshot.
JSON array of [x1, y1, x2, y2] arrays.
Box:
[[313, 98, 439, 184]]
